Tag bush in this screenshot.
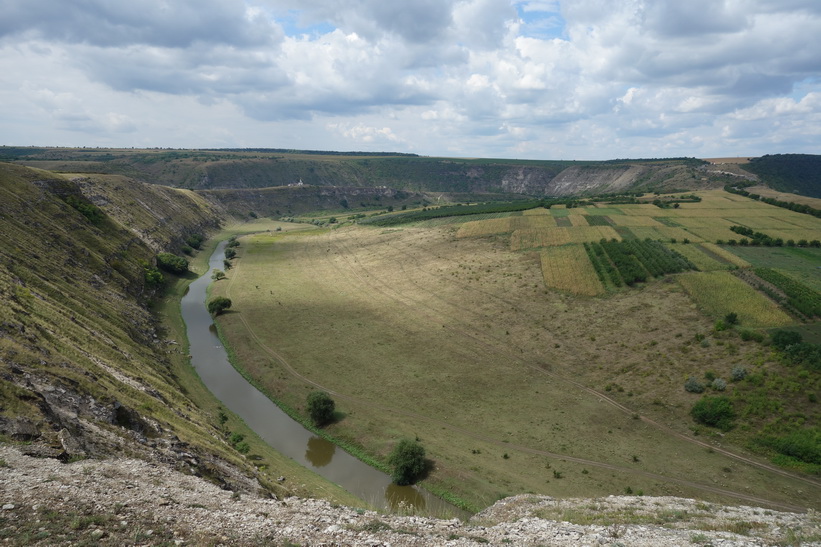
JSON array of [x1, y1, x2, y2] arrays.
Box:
[[388, 439, 426, 485], [739, 329, 764, 342], [306, 391, 335, 426], [207, 296, 232, 316], [185, 234, 204, 250], [691, 396, 735, 431], [731, 366, 748, 382], [711, 378, 727, 391], [143, 266, 163, 287], [724, 312, 739, 326], [685, 377, 705, 393], [156, 252, 189, 274], [771, 330, 802, 350]]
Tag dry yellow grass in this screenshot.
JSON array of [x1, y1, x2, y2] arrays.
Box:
[[619, 204, 665, 216], [540, 245, 604, 296], [669, 244, 729, 272], [510, 226, 620, 250], [523, 207, 551, 216], [677, 271, 793, 327], [781, 215, 821, 229], [627, 226, 702, 242], [725, 216, 807, 230], [747, 185, 821, 208], [567, 214, 589, 227], [759, 228, 821, 242], [609, 216, 664, 227], [699, 243, 751, 268], [457, 217, 511, 238]]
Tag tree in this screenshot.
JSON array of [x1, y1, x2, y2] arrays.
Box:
[[224, 248, 237, 260], [156, 252, 189, 274], [207, 296, 232, 316], [211, 269, 226, 281], [306, 391, 335, 426], [388, 439, 426, 485]]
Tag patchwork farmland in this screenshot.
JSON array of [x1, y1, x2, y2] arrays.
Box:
[[210, 188, 821, 512]]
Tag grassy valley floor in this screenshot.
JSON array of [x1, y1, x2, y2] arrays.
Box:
[[207, 213, 820, 513]]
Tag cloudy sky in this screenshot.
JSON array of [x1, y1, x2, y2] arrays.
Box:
[[1, 0, 820, 159]]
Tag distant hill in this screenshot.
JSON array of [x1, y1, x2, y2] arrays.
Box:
[[741, 154, 821, 198], [2, 146, 715, 197]]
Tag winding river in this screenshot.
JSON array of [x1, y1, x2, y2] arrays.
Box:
[[181, 240, 464, 518]]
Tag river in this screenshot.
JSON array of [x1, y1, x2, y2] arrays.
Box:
[[180, 240, 465, 518]]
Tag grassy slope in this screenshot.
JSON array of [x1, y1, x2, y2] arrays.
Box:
[[0, 163, 362, 507], [210, 204, 820, 512]]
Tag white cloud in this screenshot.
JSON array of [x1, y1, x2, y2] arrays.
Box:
[[0, 0, 820, 158]]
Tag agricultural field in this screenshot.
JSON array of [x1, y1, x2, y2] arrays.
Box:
[[210, 190, 821, 513], [540, 245, 604, 296], [676, 271, 794, 328], [728, 246, 821, 293]]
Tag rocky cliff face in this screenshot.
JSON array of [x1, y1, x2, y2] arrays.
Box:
[[0, 163, 267, 500]]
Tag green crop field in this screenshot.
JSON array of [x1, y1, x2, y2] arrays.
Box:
[[677, 271, 793, 327], [209, 190, 821, 513]]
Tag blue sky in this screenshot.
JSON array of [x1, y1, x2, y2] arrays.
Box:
[[1, 0, 820, 160]]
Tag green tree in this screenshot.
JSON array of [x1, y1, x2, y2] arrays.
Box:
[[388, 439, 426, 485], [207, 296, 232, 316], [306, 391, 335, 426], [156, 252, 189, 274], [211, 269, 226, 281], [224, 248, 237, 260]]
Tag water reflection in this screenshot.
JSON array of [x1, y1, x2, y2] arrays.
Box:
[[386, 483, 427, 513], [305, 436, 335, 468], [181, 241, 467, 519]]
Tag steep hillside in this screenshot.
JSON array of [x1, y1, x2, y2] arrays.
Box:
[[4, 146, 716, 197], [0, 163, 354, 505], [199, 184, 425, 219], [741, 154, 821, 198]]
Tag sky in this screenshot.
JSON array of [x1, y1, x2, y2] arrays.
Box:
[[1, 0, 820, 160]]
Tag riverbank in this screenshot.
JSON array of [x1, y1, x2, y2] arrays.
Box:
[[152, 220, 364, 508]]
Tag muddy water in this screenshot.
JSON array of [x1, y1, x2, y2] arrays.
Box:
[[181, 240, 465, 518]]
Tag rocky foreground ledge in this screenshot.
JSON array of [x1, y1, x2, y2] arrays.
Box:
[[1, 445, 818, 546]]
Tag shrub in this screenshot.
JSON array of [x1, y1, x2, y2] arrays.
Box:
[[731, 366, 748, 382], [771, 330, 802, 350], [724, 312, 739, 326], [185, 234, 204, 250], [388, 439, 426, 485], [306, 391, 335, 426], [711, 378, 727, 391], [143, 266, 163, 287], [65, 195, 105, 225], [685, 377, 705, 393], [207, 296, 232, 316], [156, 252, 189, 274], [691, 396, 735, 431], [739, 329, 764, 342]]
